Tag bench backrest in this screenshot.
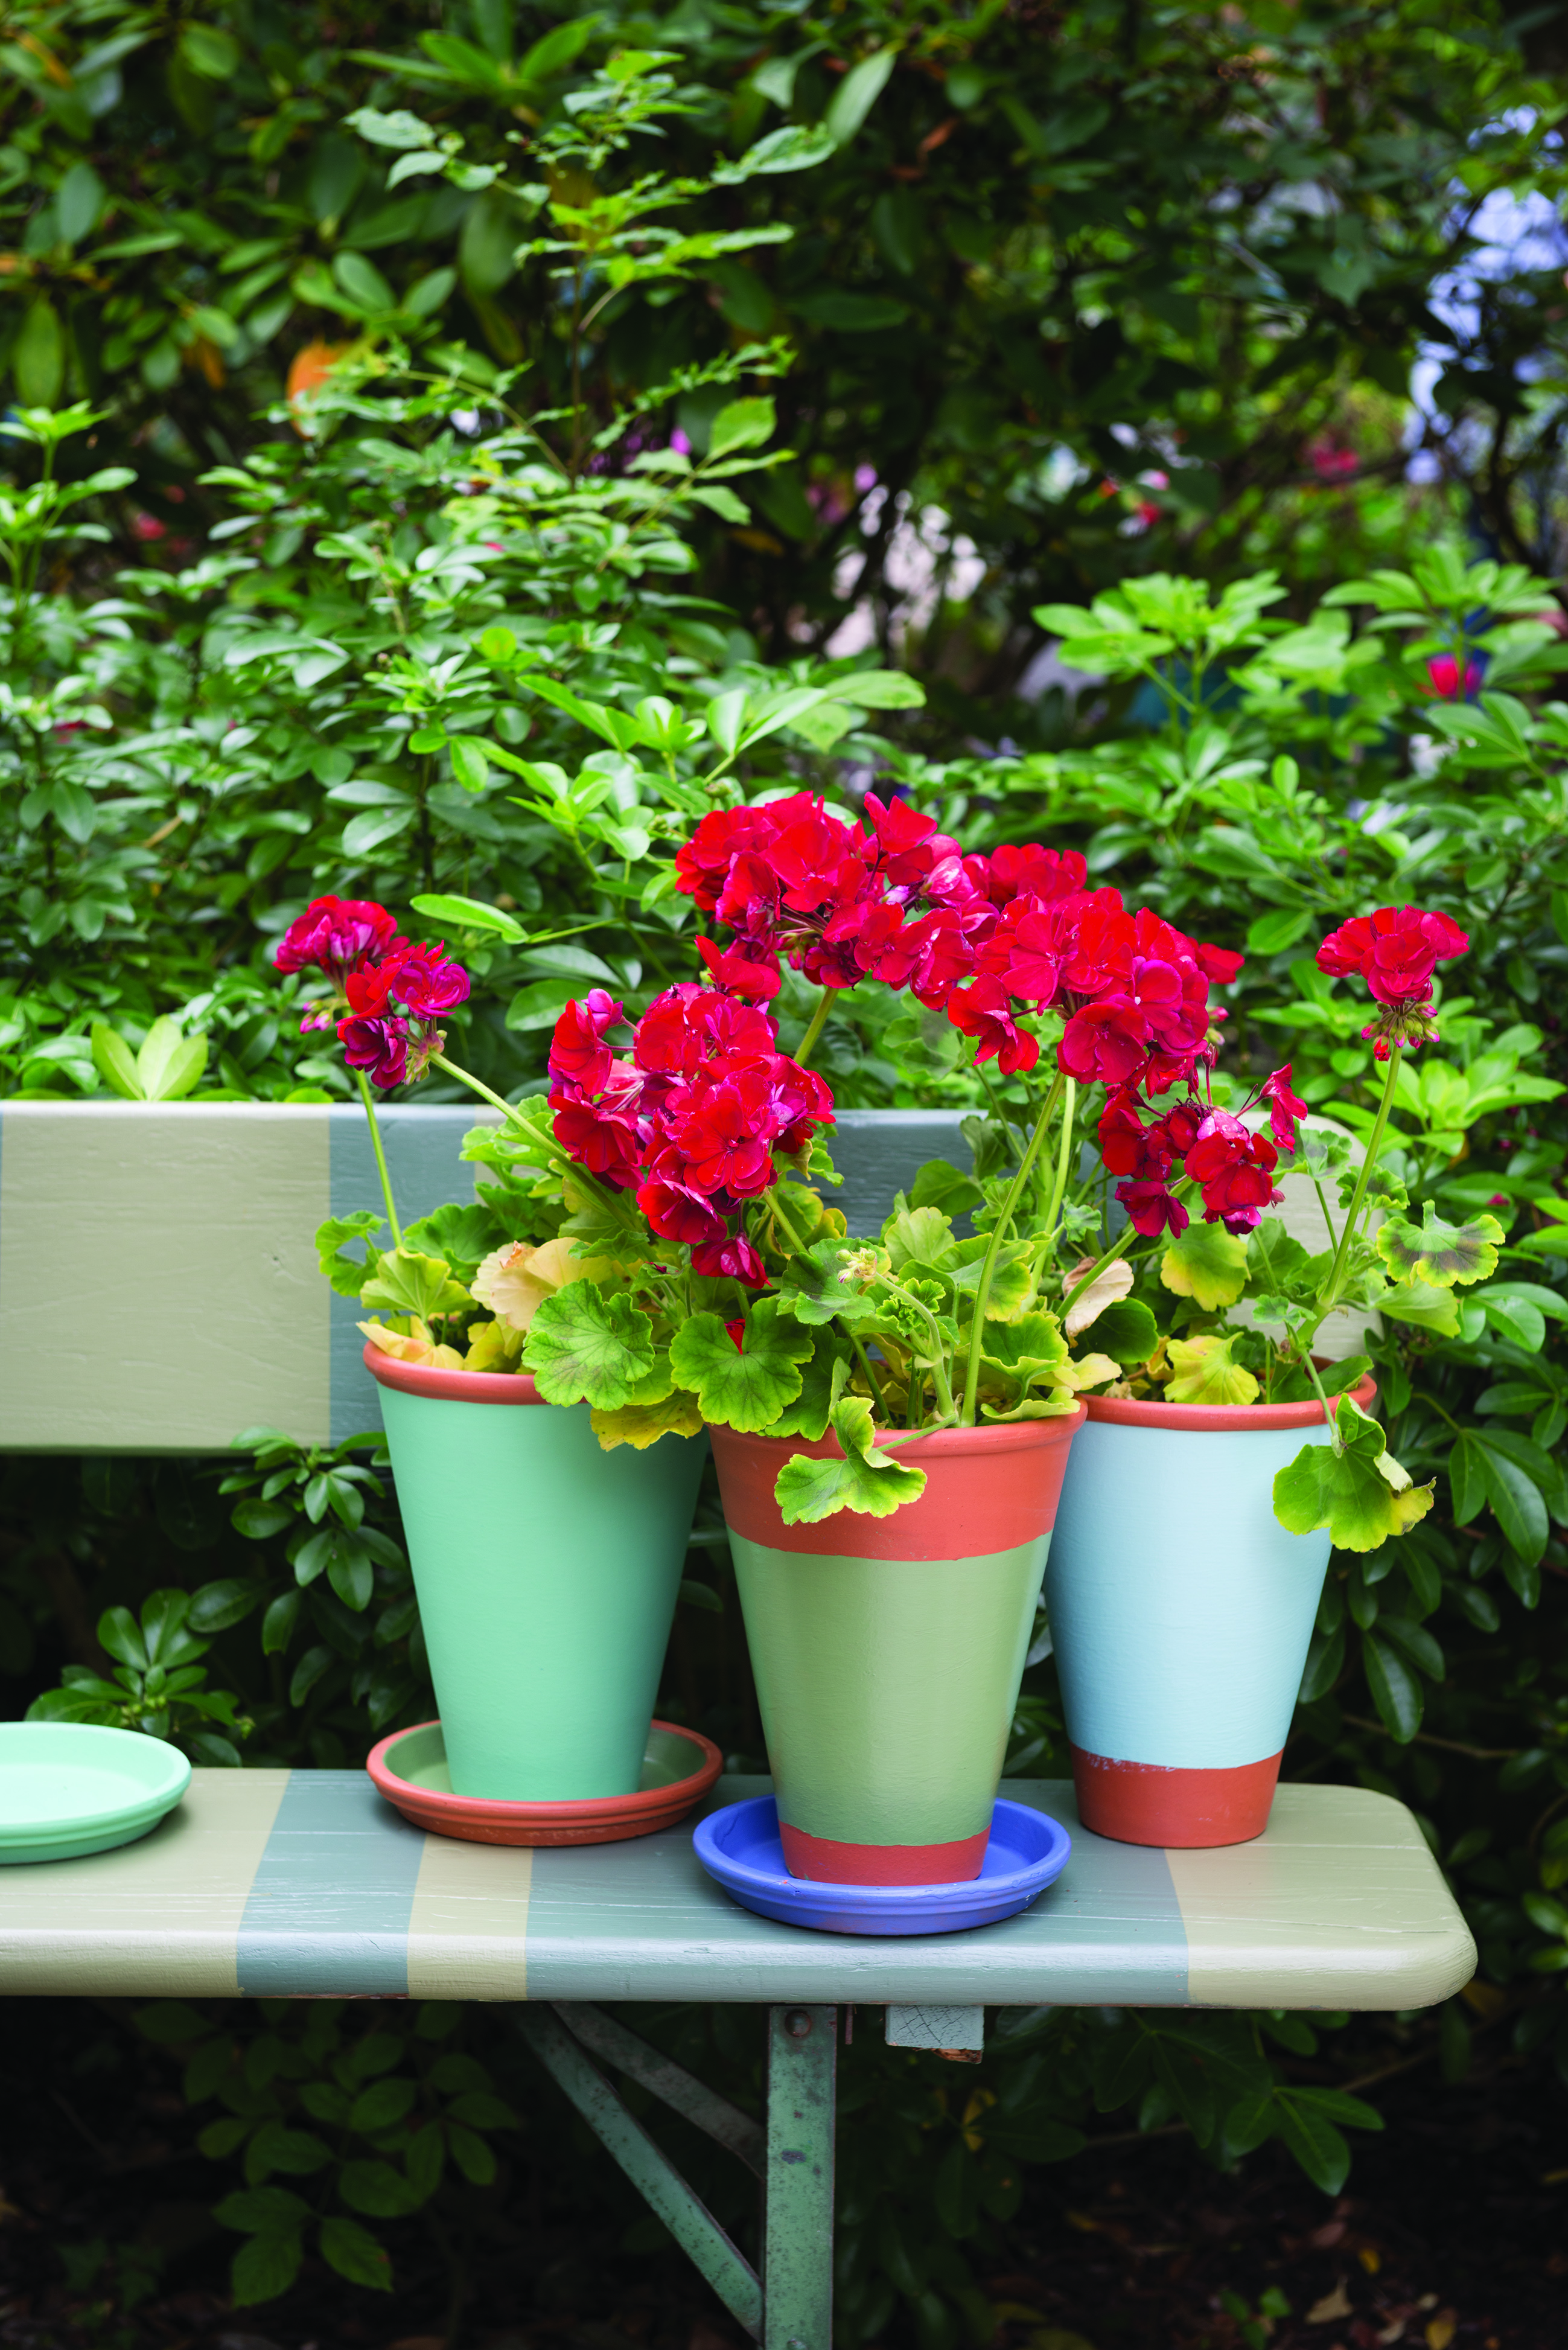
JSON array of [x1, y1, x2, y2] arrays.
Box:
[[0, 1103, 1360, 1455], [0, 1104, 971, 1453]]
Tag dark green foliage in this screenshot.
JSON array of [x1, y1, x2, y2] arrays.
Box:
[[2, 7, 1568, 2345]]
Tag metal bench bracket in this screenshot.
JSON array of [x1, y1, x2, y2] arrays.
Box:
[[515, 2002, 837, 2348]]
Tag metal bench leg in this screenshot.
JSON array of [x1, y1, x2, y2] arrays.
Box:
[[763, 2007, 837, 2350]]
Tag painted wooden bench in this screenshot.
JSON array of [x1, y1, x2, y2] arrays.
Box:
[[0, 1099, 1471, 2348], [0, 1769, 1474, 2349]]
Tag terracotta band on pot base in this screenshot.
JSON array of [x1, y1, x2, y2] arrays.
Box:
[[780, 1818, 991, 1886], [1071, 1745, 1284, 1848]]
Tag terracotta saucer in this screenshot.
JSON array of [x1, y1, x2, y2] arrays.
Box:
[[365, 1719, 722, 1847]]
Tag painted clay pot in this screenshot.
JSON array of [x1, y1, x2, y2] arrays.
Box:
[[1045, 1378, 1376, 1848], [709, 1408, 1086, 1885], [365, 1349, 706, 1803]]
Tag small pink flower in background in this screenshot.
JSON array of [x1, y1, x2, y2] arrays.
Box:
[[853, 464, 878, 493], [1306, 438, 1358, 482], [669, 429, 692, 456], [130, 512, 167, 541], [1424, 653, 1482, 701]]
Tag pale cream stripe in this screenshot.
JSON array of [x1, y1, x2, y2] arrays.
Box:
[[0, 1769, 289, 1996], [405, 1833, 532, 2000], [1167, 1784, 1476, 2010], [0, 1103, 331, 1451]]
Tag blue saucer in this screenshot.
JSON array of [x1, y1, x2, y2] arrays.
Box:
[[692, 1795, 1071, 1937]]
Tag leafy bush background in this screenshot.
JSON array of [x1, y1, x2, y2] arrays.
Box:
[[2, 4, 1568, 2342]]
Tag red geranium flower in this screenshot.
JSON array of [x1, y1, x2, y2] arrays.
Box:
[[1116, 1180, 1190, 1238], [1317, 904, 1468, 1055], [276, 896, 401, 984], [338, 1015, 410, 1090], [387, 942, 471, 1018], [946, 975, 1040, 1074]]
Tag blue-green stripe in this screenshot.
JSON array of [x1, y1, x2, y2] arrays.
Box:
[[237, 1770, 424, 1994]]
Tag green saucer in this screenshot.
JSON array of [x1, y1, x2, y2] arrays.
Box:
[[0, 1722, 192, 1863]]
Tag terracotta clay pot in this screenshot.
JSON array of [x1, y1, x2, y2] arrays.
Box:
[[1045, 1378, 1376, 1849], [709, 1408, 1086, 1886], [365, 1349, 705, 1804]]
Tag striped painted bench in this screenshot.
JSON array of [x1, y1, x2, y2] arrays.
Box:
[[0, 1100, 1470, 2350], [0, 1767, 1473, 2346]]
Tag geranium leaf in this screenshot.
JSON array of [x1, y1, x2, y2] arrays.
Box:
[[1083, 1297, 1160, 1366], [315, 1211, 386, 1301], [669, 1301, 814, 1432], [1165, 1332, 1260, 1406], [774, 1390, 926, 1523], [1061, 1253, 1133, 1336], [1273, 1396, 1434, 1553], [766, 1329, 850, 1439], [590, 1390, 705, 1451], [1378, 1279, 1460, 1337], [884, 1199, 957, 1269], [1245, 1215, 1312, 1294], [776, 1237, 881, 1326], [1376, 1199, 1503, 1288], [524, 1281, 655, 1409], [1160, 1221, 1249, 1310], [360, 1247, 471, 1320]]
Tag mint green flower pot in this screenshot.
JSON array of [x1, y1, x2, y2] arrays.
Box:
[[366, 1349, 706, 1802]]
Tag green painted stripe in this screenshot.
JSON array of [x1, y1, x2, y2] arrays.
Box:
[[521, 1776, 1190, 2005], [732, 1535, 1048, 1848], [237, 1770, 425, 1994]]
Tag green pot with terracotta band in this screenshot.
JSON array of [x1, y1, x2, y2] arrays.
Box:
[[709, 1408, 1086, 1885], [366, 1347, 706, 1804]]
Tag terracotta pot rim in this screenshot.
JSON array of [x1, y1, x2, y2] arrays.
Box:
[[708, 1402, 1087, 1462], [1083, 1371, 1376, 1432], [362, 1343, 543, 1405]]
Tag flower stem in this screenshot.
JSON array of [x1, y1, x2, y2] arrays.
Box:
[[960, 1088, 1059, 1427], [429, 1052, 633, 1229], [1316, 1044, 1403, 1318], [354, 1068, 402, 1248], [1301, 1350, 1342, 1451], [1042, 1074, 1076, 1244], [793, 986, 833, 1070], [850, 1332, 889, 1420]]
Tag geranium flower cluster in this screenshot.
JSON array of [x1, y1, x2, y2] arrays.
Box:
[[677, 790, 1300, 1234], [1097, 1065, 1308, 1240], [1317, 904, 1470, 1059], [547, 985, 833, 1286], [676, 789, 1248, 1075], [275, 894, 471, 1089]]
